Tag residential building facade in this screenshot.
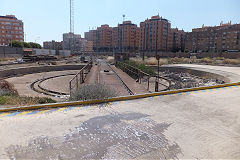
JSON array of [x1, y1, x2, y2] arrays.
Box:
[[0, 15, 24, 46], [139, 15, 172, 53], [63, 32, 82, 52], [43, 40, 63, 51], [112, 21, 140, 52], [85, 25, 112, 52], [185, 22, 240, 52], [169, 28, 186, 52]]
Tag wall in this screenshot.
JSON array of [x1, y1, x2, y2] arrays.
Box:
[[0, 64, 84, 79], [0, 46, 23, 58]]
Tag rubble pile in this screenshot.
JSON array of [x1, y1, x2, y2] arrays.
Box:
[[161, 70, 224, 90]]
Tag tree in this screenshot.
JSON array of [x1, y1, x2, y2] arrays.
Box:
[[8, 40, 24, 48], [28, 42, 42, 49], [23, 42, 32, 48]]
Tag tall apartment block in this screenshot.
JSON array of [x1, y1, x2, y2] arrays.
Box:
[[169, 28, 186, 52], [85, 30, 96, 47], [0, 15, 24, 46], [85, 25, 112, 52], [185, 22, 240, 52], [63, 32, 82, 52], [139, 15, 172, 53], [112, 21, 140, 52], [43, 40, 63, 50]]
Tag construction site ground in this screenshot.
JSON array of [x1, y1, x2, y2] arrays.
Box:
[[0, 64, 240, 159]]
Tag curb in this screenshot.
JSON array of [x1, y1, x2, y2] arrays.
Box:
[[0, 82, 240, 113]]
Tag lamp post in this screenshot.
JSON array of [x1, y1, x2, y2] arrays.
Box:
[[155, 54, 160, 92]]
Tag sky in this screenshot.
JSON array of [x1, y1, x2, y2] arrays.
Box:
[[1, 0, 240, 45]]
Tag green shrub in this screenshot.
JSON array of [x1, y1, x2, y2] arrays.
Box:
[[124, 60, 156, 76], [70, 84, 118, 101]]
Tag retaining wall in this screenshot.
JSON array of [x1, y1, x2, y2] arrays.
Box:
[[0, 64, 84, 79]]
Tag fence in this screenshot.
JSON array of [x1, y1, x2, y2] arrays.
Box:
[[0, 46, 23, 58], [115, 61, 150, 91], [116, 61, 172, 92], [69, 61, 93, 95]]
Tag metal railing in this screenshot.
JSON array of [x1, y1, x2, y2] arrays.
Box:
[[69, 61, 93, 95], [154, 76, 172, 92], [115, 61, 150, 91]]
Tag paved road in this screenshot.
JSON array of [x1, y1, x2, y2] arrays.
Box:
[[0, 64, 240, 159]]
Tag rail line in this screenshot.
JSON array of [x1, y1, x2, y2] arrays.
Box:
[[107, 63, 134, 95], [30, 74, 75, 98], [97, 60, 134, 95]]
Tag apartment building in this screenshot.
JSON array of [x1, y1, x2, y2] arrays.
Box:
[[169, 28, 186, 52], [139, 15, 172, 53], [85, 25, 112, 52], [112, 21, 140, 52], [63, 32, 82, 52], [43, 40, 63, 50], [0, 15, 24, 46], [185, 22, 240, 52], [95, 25, 112, 52]]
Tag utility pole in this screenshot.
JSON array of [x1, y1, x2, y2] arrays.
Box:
[[70, 0, 74, 34], [70, 0, 74, 53]]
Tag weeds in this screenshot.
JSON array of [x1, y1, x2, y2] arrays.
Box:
[[0, 96, 56, 105], [70, 84, 118, 101], [223, 59, 240, 65], [124, 60, 156, 76], [130, 56, 240, 66], [0, 79, 56, 105]]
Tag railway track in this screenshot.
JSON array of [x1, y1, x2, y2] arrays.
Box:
[[97, 60, 134, 96], [31, 59, 137, 98], [30, 74, 75, 98]]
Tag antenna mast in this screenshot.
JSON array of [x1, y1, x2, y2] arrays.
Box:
[[70, 0, 74, 33]]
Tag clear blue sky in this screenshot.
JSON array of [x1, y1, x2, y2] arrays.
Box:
[[1, 0, 240, 45]]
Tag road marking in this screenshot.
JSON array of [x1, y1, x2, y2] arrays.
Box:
[[17, 111, 32, 116], [27, 110, 40, 115], [57, 107, 68, 112], [6, 112, 21, 117], [64, 107, 75, 112], [37, 110, 51, 115], [0, 113, 11, 117], [45, 108, 60, 114]]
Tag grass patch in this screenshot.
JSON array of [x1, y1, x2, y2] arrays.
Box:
[[0, 80, 56, 106], [0, 95, 56, 105], [223, 59, 240, 65], [123, 60, 156, 76]]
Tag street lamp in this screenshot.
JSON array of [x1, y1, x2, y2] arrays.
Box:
[[155, 54, 160, 92]]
